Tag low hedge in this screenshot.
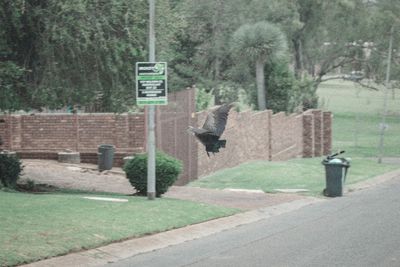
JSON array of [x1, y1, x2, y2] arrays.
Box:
[[0, 154, 23, 189], [124, 151, 182, 197]]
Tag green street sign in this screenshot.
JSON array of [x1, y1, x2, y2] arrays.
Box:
[[136, 62, 168, 105]]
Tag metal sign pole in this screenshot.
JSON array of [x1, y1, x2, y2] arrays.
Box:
[[147, 0, 156, 199], [378, 26, 393, 164]]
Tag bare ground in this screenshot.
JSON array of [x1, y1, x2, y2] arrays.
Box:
[[20, 159, 308, 210]]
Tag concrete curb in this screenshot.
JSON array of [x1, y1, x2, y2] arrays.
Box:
[[22, 197, 323, 267], [345, 168, 400, 193]]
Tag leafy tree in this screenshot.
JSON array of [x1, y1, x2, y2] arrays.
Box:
[[365, 0, 400, 89], [3, 0, 397, 114], [0, 0, 184, 112], [0, 0, 41, 111], [154, 0, 187, 92], [264, 60, 296, 113], [230, 21, 287, 110], [35, 0, 149, 112], [0, 61, 26, 111], [174, 0, 316, 111], [174, 0, 249, 102]]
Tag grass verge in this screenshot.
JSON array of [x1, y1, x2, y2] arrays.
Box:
[[189, 157, 399, 196], [0, 191, 238, 267]]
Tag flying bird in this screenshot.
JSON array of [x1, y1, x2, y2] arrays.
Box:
[[188, 103, 234, 157]]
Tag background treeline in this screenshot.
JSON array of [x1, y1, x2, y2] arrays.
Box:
[[1, 0, 399, 112]]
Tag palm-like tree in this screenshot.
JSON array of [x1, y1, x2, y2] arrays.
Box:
[[231, 21, 287, 110]]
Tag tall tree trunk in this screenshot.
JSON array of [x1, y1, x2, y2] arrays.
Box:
[[214, 57, 222, 105], [212, 0, 224, 82], [212, 0, 224, 104], [292, 37, 304, 79], [256, 59, 266, 110]]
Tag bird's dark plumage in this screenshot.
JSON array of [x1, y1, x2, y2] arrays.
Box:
[[188, 103, 234, 157]]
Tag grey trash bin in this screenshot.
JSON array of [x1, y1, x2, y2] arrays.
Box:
[[98, 144, 115, 171], [322, 151, 350, 197]]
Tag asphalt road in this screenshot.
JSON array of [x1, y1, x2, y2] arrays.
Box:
[[106, 175, 400, 267]]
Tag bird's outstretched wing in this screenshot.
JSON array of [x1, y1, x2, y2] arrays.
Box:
[[202, 103, 233, 137], [187, 126, 209, 135]]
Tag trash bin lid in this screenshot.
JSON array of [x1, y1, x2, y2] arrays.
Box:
[[322, 158, 348, 165], [98, 144, 115, 148]]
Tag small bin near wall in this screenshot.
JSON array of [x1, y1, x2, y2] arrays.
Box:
[[98, 144, 115, 171]]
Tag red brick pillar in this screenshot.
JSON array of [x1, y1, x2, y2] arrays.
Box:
[[312, 110, 323, 157], [302, 113, 314, 158], [11, 115, 22, 151], [323, 111, 332, 156], [0, 115, 8, 149], [74, 114, 79, 151], [267, 110, 273, 161]]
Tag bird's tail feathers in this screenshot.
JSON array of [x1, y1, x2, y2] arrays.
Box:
[[219, 140, 226, 148], [205, 140, 227, 153]]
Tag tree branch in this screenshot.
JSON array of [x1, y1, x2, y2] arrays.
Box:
[[320, 75, 345, 82], [354, 80, 380, 91]]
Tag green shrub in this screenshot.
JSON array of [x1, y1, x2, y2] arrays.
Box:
[[0, 154, 23, 188], [124, 151, 183, 197]]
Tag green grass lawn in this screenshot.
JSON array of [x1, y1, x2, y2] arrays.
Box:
[[318, 80, 400, 157], [0, 191, 238, 267], [190, 157, 399, 196]]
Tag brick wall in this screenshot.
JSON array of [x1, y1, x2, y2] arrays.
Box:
[[196, 110, 271, 177], [0, 91, 332, 184], [270, 112, 303, 161], [197, 108, 331, 178], [302, 113, 314, 158], [0, 113, 146, 165]]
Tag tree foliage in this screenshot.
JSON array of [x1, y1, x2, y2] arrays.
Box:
[[0, 0, 180, 112], [37, 0, 149, 112], [0, 154, 23, 189], [1, 0, 399, 112], [231, 21, 287, 110]]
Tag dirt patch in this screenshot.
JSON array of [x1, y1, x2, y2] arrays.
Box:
[[21, 159, 135, 195], [16, 183, 59, 193], [21, 159, 311, 210]]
